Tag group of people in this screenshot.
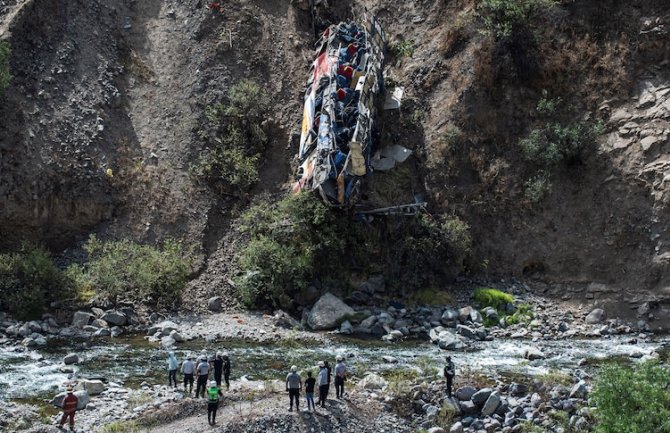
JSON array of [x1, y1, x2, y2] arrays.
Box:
[[168, 350, 231, 425], [285, 355, 347, 412], [57, 352, 455, 429]]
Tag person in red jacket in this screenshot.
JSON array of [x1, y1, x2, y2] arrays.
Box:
[[59, 385, 78, 431]]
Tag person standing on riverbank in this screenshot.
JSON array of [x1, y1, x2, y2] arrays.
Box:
[[58, 385, 78, 431], [213, 351, 223, 387], [305, 371, 316, 411], [444, 355, 455, 397], [317, 361, 329, 408], [167, 351, 179, 389], [196, 356, 210, 398], [223, 353, 231, 390], [181, 355, 195, 395], [334, 355, 346, 399], [324, 360, 332, 400], [286, 365, 302, 412], [206, 380, 223, 425]]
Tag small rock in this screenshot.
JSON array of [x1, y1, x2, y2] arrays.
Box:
[[207, 296, 222, 312], [585, 308, 605, 324]]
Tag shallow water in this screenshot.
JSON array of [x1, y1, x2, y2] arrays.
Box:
[[1, 334, 667, 401]]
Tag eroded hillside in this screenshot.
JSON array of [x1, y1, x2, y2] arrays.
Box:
[[1, 0, 669, 321]]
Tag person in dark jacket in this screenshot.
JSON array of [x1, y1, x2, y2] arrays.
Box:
[[324, 360, 332, 401], [334, 355, 347, 399], [59, 385, 78, 431], [444, 356, 455, 397], [223, 353, 231, 390], [305, 370, 316, 411], [213, 351, 224, 387]]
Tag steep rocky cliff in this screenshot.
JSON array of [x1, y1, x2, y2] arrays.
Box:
[[1, 0, 669, 319]]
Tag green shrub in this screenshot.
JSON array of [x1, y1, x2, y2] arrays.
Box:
[[505, 303, 534, 325], [192, 80, 270, 194], [0, 245, 68, 320], [390, 39, 415, 58], [236, 193, 359, 308], [520, 121, 603, 168], [71, 236, 193, 308], [591, 361, 670, 433], [477, 0, 556, 40], [0, 40, 11, 97], [524, 171, 552, 203]]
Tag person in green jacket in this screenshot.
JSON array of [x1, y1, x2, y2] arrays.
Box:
[[207, 380, 223, 425]]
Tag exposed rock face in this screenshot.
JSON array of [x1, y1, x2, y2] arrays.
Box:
[[307, 293, 354, 330]]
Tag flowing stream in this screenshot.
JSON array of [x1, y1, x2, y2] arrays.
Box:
[[1, 335, 668, 402]]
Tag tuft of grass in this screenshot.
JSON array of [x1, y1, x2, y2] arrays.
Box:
[[474, 287, 514, 310], [101, 420, 141, 433]]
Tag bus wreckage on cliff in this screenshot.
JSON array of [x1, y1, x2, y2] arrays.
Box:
[[293, 12, 425, 216]]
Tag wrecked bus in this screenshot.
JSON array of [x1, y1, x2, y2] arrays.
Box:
[[293, 12, 386, 208]]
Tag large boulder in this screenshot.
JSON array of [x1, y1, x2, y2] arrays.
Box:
[[72, 311, 94, 328], [307, 293, 354, 330], [570, 380, 588, 399], [481, 392, 501, 416], [80, 379, 105, 396], [358, 373, 388, 390], [437, 331, 466, 350], [455, 386, 477, 401], [101, 311, 127, 327], [523, 347, 546, 360], [585, 308, 605, 324], [207, 296, 222, 312], [51, 390, 89, 410], [441, 309, 459, 326], [63, 353, 79, 365], [471, 388, 493, 406]]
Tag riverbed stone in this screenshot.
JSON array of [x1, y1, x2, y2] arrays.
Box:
[[340, 320, 353, 334], [448, 423, 462, 433], [585, 308, 605, 324], [102, 311, 127, 327], [52, 390, 89, 410], [455, 386, 477, 401], [481, 392, 501, 416], [307, 293, 354, 330], [569, 380, 588, 399], [456, 324, 480, 340], [472, 388, 493, 406], [523, 347, 546, 360], [63, 353, 79, 365], [358, 373, 388, 390], [72, 311, 94, 329], [169, 330, 184, 342], [207, 296, 222, 312], [94, 328, 111, 337], [437, 330, 465, 350], [429, 427, 448, 433], [459, 400, 477, 415], [441, 309, 459, 325], [81, 379, 106, 395], [509, 383, 528, 396], [458, 306, 473, 323]]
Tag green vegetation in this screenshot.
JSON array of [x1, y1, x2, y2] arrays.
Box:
[[520, 121, 604, 168], [68, 236, 194, 309], [590, 361, 670, 433], [474, 287, 534, 327], [390, 39, 415, 59], [0, 245, 70, 320], [192, 80, 271, 194], [519, 91, 604, 203], [436, 402, 457, 429], [477, 0, 557, 40], [505, 303, 534, 325], [0, 40, 11, 96], [474, 287, 514, 310], [235, 192, 374, 308], [101, 420, 141, 433]]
